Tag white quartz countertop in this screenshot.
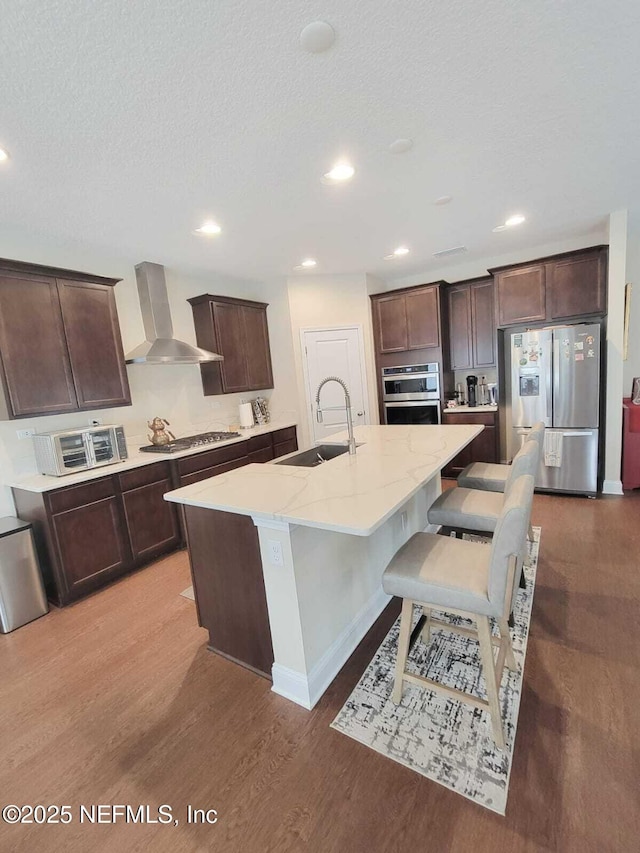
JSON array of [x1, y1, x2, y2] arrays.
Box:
[[7, 420, 298, 493], [164, 424, 483, 536], [444, 405, 498, 413]]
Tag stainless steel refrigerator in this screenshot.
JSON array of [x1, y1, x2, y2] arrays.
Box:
[[509, 323, 601, 495]]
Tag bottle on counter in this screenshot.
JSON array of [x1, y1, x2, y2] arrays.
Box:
[[479, 376, 488, 405]]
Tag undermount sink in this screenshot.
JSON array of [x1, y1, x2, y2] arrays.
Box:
[[275, 444, 354, 468]]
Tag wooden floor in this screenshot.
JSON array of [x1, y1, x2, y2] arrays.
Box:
[[1, 490, 639, 853]]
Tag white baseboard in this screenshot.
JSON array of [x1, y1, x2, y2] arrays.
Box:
[[271, 586, 391, 710], [602, 479, 624, 495]]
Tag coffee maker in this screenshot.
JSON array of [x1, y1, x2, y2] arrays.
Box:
[[466, 375, 478, 407]]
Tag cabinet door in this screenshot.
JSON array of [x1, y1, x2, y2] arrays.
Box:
[[406, 287, 440, 349], [547, 252, 606, 319], [471, 281, 496, 368], [213, 302, 250, 392], [375, 294, 408, 352], [0, 274, 78, 417], [57, 280, 131, 409], [496, 265, 546, 326], [50, 496, 129, 600], [448, 286, 473, 369], [242, 304, 274, 390], [120, 466, 180, 562], [442, 414, 498, 476], [179, 455, 250, 487]]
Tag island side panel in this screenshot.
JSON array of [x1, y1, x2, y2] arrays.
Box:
[[183, 505, 274, 678], [255, 474, 442, 709]]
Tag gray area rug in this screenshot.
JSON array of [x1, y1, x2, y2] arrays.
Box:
[[330, 528, 540, 815]]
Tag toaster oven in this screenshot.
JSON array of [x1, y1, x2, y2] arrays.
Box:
[[32, 425, 128, 476]]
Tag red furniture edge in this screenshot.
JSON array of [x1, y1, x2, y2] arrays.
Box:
[[622, 398, 640, 490]]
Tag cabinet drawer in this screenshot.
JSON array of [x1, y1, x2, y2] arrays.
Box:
[[246, 433, 272, 453], [118, 461, 172, 492], [47, 476, 116, 514], [179, 455, 250, 487], [442, 412, 496, 426], [273, 439, 298, 459], [271, 426, 296, 444], [248, 447, 274, 464], [177, 443, 247, 477]]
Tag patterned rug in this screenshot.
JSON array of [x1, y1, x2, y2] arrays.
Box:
[[330, 528, 540, 815]]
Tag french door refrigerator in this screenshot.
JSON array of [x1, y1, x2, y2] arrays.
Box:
[[510, 323, 601, 495]]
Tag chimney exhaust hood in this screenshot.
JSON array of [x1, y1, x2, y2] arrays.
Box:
[[125, 262, 223, 364]]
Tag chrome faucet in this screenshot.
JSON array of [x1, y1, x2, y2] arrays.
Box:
[[315, 376, 357, 455]]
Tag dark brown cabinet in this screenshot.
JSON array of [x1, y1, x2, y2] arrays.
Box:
[[188, 294, 274, 395], [494, 265, 547, 327], [0, 259, 130, 419], [183, 506, 274, 678], [373, 285, 440, 354], [448, 278, 496, 370], [492, 247, 607, 327], [441, 410, 499, 478], [12, 426, 297, 606], [119, 463, 180, 562]]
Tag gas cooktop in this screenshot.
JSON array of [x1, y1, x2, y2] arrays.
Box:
[[139, 431, 241, 453]]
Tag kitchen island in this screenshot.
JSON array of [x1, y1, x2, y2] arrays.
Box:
[[164, 424, 482, 709]]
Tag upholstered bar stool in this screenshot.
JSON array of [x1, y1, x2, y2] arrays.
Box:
[[383, 474, 535, 748], [457, 421, 545, 493], [427, 439, 539, 536]]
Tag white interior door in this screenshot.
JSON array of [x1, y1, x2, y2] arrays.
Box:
[[302, 327, 369, 443]]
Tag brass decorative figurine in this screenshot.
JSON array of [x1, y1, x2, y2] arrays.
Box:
[[148, 417, 175, 446]]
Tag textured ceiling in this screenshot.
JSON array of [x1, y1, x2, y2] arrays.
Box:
[[1, 0, 639, 284]]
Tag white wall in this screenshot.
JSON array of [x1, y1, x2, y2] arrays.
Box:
[[623, 209, 640, 394], [287, 274, 379, 449], [0, 229, 298, 516], [603, 211, 627, 494]]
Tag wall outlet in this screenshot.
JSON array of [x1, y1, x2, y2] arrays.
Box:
[[267, 539, 284, 566], [400, 511, 408, 531], [16, 429, 36, 440], [89, 418, 103, 426]]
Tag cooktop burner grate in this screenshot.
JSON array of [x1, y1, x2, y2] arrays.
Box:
[[139, 431, 241, 453]]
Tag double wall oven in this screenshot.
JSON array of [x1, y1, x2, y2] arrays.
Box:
[[382, 363, 441, 425]]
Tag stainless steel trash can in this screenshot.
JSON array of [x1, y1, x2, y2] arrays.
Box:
[[0, 517, 49, 633]]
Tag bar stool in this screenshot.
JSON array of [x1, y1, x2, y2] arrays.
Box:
[[457, 421, 545, 493], [427, 439, 539, 536], [382, 474, 535, 748]]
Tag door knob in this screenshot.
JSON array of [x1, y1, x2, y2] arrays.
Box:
[[357, 411, 364, 416]]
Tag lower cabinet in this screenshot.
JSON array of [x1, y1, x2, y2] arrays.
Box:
[[442, 411, 499, 478], [12, 426, 297, 606]]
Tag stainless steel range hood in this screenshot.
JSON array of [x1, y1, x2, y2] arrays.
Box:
[[125, 262, 223, 364]]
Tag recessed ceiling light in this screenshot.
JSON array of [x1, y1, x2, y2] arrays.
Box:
[[505, 214, 526, 227], [322, 162, 355, 183], [300, 21, 336, 53], [434, 195, 452, 206], [293, 258, 318, 271], [194, 220, 221, 236], [388, 138, 413, 154], [0, 148, 10, 162], [384, 246, 410, 260]]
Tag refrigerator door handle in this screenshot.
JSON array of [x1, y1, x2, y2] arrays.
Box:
[[561, 431, 594, 437], [550, 336, 559, 424]]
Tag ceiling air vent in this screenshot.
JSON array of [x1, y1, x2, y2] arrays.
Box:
[[432, 245, 467, 258]]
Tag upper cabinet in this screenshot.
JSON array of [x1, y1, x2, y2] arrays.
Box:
[[0, 259, 130, 420], [448, 278, 496, 370], [492, 247, 607, 327], [188, 294, 274, 395], [372, 284, 441, 354]]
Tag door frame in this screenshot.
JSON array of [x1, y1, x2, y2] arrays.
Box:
[[300, 324, 371, 445]]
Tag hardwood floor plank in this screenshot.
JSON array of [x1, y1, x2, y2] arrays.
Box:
[[1, 492, 639, 852]]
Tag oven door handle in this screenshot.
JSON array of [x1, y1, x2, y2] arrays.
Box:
[[384, 401, 440, 407]]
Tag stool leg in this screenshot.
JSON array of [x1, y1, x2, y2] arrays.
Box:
[[497, 617, 517, 672], [393, 599, 413, 705], [420, 606, 431, 645], [477, 616, 505, 748]]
